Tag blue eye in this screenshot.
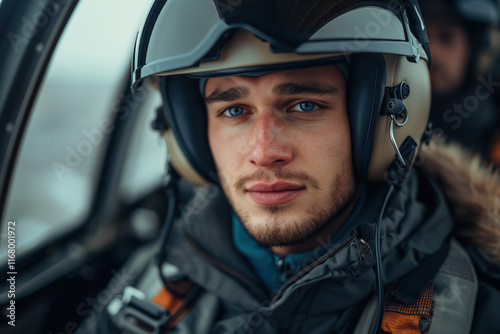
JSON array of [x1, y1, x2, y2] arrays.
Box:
[[292, 101, 319, 112], [222, 106, 245, 117]]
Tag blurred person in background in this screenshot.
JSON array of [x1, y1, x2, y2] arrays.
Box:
[[420, 0, 500, 161]]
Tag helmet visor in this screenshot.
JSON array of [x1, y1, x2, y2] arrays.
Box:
[[133, 0, 419, 85]]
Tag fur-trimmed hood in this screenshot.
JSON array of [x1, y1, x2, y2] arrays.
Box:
[[418, 139, 500, 266]]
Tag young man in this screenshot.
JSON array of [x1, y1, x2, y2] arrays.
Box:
[[82, 1, 500, 333]]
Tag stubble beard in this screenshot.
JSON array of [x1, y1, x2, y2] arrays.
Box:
[[222, 170, 357, 248]]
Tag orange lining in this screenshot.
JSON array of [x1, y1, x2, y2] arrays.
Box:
[[381, 312, 421, 334], [381, 283, 433, 334], [153, 287, 184, 314]]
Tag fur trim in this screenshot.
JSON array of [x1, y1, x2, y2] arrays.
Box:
[[417, 138, 500, 265]]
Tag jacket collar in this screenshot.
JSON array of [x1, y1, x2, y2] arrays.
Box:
[[165, 169, 454, 314]]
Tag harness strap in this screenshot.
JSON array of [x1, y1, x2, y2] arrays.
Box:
[[354, 238, 456, 334], [427, 239, 478, 334], [380, 238, 449, 333], [391, 238, 450, 304]]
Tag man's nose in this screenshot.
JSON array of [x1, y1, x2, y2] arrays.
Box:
[[248, 111, 293, 168]]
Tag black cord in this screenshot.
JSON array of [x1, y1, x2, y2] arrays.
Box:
[[157, 166, 179, 290], [155, 166, 203, 330], [372, 184, 395, 334]]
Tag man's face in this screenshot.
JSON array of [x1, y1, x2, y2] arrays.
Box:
[[426, 19, 470, 95], [205, 65, 356, 248]]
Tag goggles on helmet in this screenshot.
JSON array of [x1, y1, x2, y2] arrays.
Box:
[[132, 0, 428, 86]]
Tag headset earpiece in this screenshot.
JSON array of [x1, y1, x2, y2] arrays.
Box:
[[367, 53, 431, 181]]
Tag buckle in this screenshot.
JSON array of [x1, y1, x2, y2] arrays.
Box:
[[108, 286, 170, 334]]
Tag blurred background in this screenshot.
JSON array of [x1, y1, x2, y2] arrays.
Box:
[[1, 0, 166, 263]]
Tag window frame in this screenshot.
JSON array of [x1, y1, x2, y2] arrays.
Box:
[[0, 0, 161, 303], [0, 0, 80, 215]]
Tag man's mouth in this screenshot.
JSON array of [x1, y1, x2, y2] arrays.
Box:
[[245, 181, 306, 205]]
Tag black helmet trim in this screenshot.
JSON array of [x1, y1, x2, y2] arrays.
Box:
[[132, 0, 427, 87], [184, 55, 350, 79], [349, 53, 387, 180]]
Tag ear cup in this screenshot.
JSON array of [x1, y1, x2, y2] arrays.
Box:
[[160, 76, 217, 184], [347, 54, 387, 181], [367, 54, 431, 181]]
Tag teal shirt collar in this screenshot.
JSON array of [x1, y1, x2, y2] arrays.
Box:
[[232, 186, 366, 293]]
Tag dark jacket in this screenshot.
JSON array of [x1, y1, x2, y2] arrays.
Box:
[[82, 142, 500, 334]]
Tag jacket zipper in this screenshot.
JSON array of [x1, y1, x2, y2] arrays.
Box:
[[272, 229, 360, 303], [183, 228, 370, 304], [276, 257, 291, 286], [359, 237, 373, 260]]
